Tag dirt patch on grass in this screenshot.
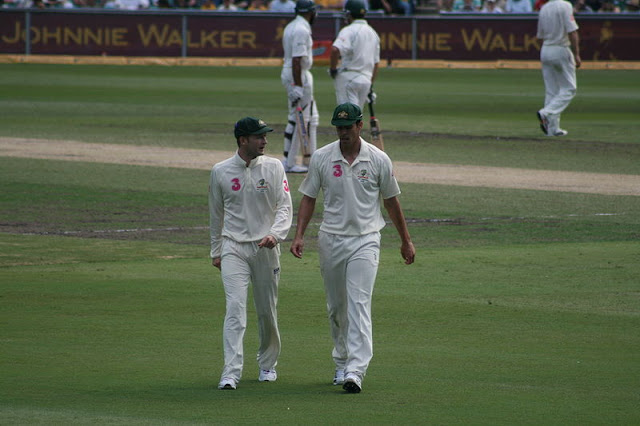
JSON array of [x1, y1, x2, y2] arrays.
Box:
[[2, 137, 640, 196]]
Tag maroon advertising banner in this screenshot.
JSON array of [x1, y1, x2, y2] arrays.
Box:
[[1, 10, 638, 61]]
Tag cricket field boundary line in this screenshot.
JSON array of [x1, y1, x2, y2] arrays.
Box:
[[2, 55, 640, 70]]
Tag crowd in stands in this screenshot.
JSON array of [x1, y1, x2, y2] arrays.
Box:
[[1, 0, 638, 13], [438, 0, 639, 12]]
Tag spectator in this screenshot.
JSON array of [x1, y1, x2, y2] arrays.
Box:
[[174, 0, 198, 7], [315, 0, 344, 9], [481, 0, 504, 11], [369, 0, 412, 14], [598, 0, 621, 10], [115, 0, 150, 8], [625, 0, 639, 11], [437, 0, 455, 10], [201, 0, 216, 8], [505, 0, 533, 12], [573, 0, 594, 12], [270, 0, 296, 11], [248, 0, 269, 9], [452, 0, 481, 10], [218, 0, 239, 9]]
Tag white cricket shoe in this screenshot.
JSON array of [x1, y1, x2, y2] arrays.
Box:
[[259, 369, 277, 382], [551, 129, 568, 137], [218, 377, 237, 390], [342, 372, 362, 393], [285, 164, 308, 173], [333, 369, 345, 386]]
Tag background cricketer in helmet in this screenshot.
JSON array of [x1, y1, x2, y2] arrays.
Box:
[[279, 0, 319, 172], [329, 0, 383, 150]]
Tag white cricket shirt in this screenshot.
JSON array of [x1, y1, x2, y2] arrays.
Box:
[[282, 15, 314, 72], [537, 0, 578, 47], [299, 138, 400, 236], [209, 153, 293, 258], [332, 19, 380, 80]]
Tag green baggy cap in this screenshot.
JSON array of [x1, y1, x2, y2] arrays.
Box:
[[234, 117, 274, 138], [331, 103, 363, 126]]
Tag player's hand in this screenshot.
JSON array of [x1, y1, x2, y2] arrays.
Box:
[[289, 85, 304, 107], [258, 235, 277, 249], [290, 237, 304, 259], [212, 257, 221, 270], [575, 54, 582, 69], [400, 241, 415, 265], [329, 68, 338, 79]]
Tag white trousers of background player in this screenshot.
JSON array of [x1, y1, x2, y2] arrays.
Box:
[[318, 231, 380, 376], [540, 45, 577, 135], [281, 69, 319, 169], [334, 70, 371, 111], [219, 238, 281, 382]]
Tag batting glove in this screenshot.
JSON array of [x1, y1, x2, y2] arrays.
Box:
[[368, 89, 377, 104], [289, 85, 304, 107]]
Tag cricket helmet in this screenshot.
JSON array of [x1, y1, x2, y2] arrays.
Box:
[[295, 0, 317, 13], [344, 0, 367, 18]]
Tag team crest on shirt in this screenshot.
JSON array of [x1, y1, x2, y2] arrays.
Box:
[[256, 178, 269, 193], [357, 169, 370, 182]]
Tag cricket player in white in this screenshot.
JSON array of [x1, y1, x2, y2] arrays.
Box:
[[536, 0, 581, 137], [209, 117, 293, 390], [290, 103, 415, 393], [329, 0, 380, 111], [280, 0, 320, 173]]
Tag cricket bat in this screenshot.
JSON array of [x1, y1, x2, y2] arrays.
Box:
[[295, 103, 311, 166], [368, 98, 384, 151]]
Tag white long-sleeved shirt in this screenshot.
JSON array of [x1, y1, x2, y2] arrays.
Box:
[[209, 153, 293, 258]]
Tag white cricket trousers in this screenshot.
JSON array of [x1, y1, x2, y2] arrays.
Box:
[[219, 238, 281, 382], [540, 45, 577, 133], [280, 68, 319, 169], [317, 231, 381, 376], [334, 70, 371, 111]]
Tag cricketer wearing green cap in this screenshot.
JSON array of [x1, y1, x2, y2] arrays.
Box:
[[234, 117, 274, 139], [209, 116, 292, 391], [330, 102, 364, 127], [290, 103, 416, 394]]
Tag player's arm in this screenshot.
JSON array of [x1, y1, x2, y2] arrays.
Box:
[[261, 168, 294, 249], [208, 169, 224, 269], [383, 196, 415, 265], [290, 195, 316, 259], [371, 62, 379, 86], [569, 30, 581, 68], [292, 56, 303, 87], [329, 46, 341, 79]]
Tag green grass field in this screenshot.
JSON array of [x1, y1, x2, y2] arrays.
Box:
[[1, 63, 639, 424]]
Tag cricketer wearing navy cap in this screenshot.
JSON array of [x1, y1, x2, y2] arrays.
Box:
[[210, 116, 292, 391], [290, 102, 415, 394]]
